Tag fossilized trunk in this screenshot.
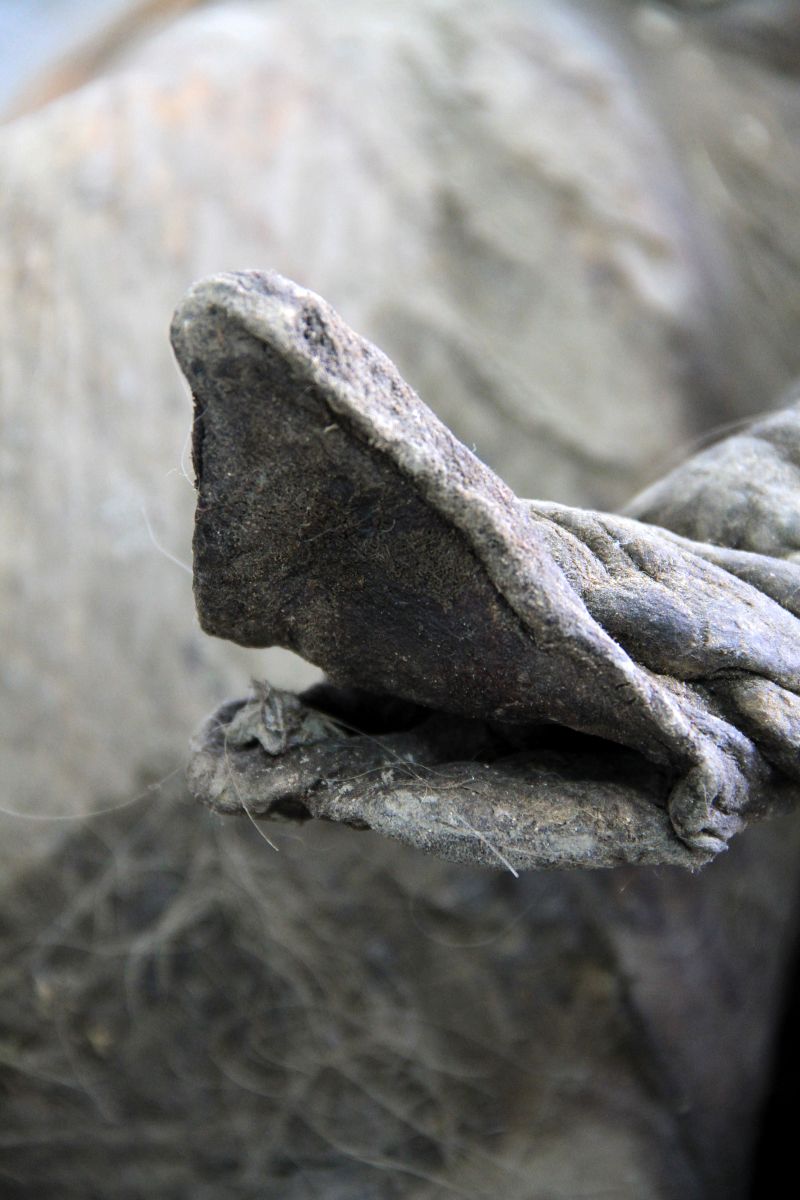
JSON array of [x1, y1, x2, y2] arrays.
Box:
[[178, 271, 799, 867]]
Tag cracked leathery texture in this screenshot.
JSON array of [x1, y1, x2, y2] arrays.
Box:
[[173, 271, 800, 868]]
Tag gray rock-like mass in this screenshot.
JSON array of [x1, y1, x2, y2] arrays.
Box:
[[176, 271, 800, 868]]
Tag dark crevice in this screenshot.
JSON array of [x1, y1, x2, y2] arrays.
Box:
[[191, 395, 206, 483], [748, 899, 800, 1196]]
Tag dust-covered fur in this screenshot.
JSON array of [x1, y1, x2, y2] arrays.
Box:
[[0, 778, 631, 1198]]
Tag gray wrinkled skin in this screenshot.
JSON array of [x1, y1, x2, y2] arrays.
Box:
[[173, 271, 800, 866]]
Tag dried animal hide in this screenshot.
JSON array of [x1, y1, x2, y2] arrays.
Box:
[[173, 271, 800, 870]]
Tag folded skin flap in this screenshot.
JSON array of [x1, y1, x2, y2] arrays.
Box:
[[172, 271, 800, 867]]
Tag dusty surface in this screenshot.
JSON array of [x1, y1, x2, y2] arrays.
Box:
[[178, 272, 799, 863]]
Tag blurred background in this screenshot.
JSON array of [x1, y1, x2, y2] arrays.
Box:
[[0, 1, 131, 112], [1, 2, 799, 1196]]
